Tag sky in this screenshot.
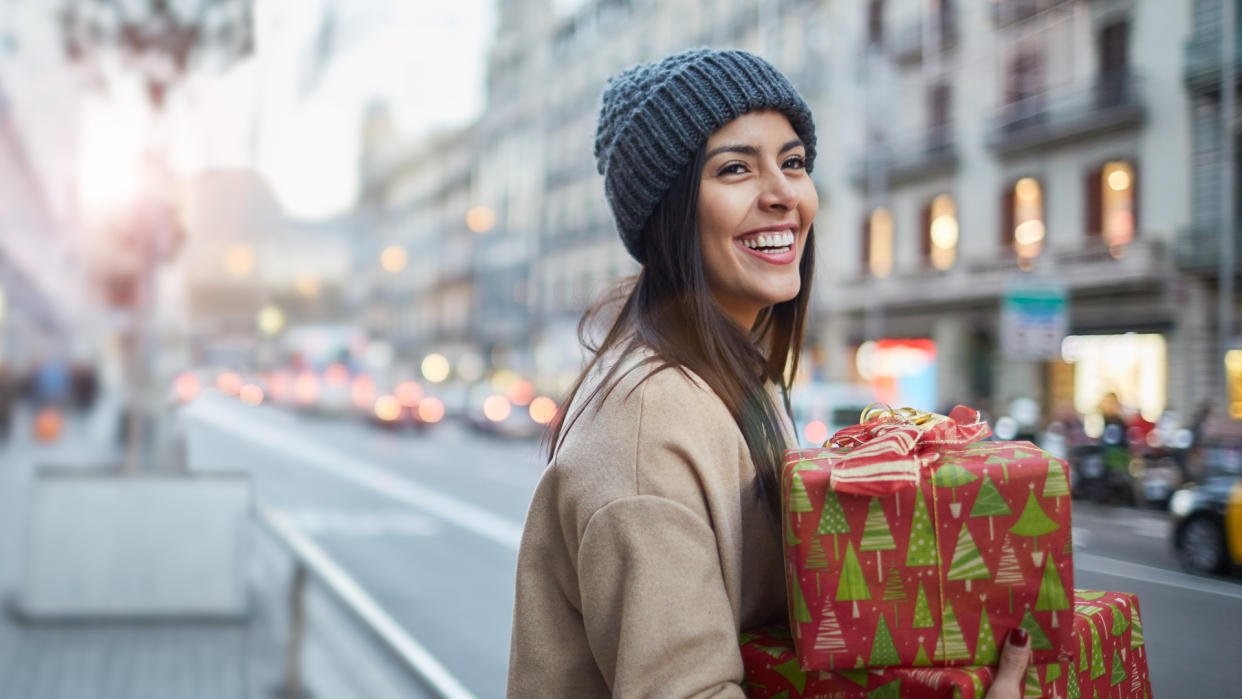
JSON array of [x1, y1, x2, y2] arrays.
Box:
[[1, 0, 497, 222]]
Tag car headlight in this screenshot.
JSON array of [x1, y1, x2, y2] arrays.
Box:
[[1169, 489, 1197, 517]]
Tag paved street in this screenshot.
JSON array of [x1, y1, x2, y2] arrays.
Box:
[[179, 392, 1242, 698]]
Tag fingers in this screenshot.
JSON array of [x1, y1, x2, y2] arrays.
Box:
[[994, 627, 1033, 691]]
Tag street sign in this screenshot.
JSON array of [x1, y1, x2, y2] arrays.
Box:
[[1001, 282, 1068, 360]]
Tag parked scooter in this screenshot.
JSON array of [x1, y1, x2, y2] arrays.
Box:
[[1070, 422, 1136, 505]]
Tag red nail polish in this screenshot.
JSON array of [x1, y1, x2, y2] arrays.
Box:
[[1011, 627, 1029, 646]]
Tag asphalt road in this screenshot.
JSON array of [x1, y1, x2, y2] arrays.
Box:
[[181, 393, 1242, 698]]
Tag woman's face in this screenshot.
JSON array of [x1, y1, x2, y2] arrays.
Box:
[[697, 110, 818, 330]]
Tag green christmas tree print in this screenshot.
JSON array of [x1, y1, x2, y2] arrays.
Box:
[[836, 542, 871, 618], [785, 505, 801, 546], [913, 642, 932, 667], [1077, 590, 1108, 600], [815, 487, 850, 558], [1067, 661, 1082, 699], [994, 535, 1024, 613], [867, 680, 901, 699], [1023, 666, 1042, 698], [860, 497, 897, 577], [984, 452, 1013, 483], [1009, 489, 1060, 539], [869, 613, 901, 666], [906, 491, 939, 567], [813, 602, 848, 655], [935, 601, 971, 662], [1131, 603, 1145, 649], [1090, 623, 1106, 679], [1035, 557, 1070, 613], [787, 471, 813, 545], [947, 523, 991, 590], [882, 566, 906, 601], [1045, 661, 1062, 684], [970, 475, 1012, 538], [932, 462, 978, 502], [752, 644, 788, 659], [1110, 602, 1130, 635], [1110, 648, 1127, 686], [773, 658, 806, 694], [739, 630, 760, 645], [1019, 609, 1053, 650], [1079, 627, 1090, 672], [837, 668, 870, 687], [791, 576, 812, 624], [974, 606, 999, 664], [1043, 458, 1071, 498], [912, 581, 935, 628], [806, 537, 830, 595]]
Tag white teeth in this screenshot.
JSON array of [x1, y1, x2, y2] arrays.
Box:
[[742, 231, 795, 250]]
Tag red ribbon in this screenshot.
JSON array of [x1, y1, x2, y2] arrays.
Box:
[[822, 405, 991, 496]]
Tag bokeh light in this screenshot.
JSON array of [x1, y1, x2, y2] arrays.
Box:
[[421, 353, 451, 383], [396, 381, 424, 408], [380, 245, 408, 273], [417, 396, 445, 423], [529, 396, 557, 424], [216, 371, 243, 395], [224, 244, 255, 277], [466, 205, 495, 233], [483, 394, 511, 422], [804, 420, 828, 446], [374, 395, 401, 421], [239, 383, 265, 406]]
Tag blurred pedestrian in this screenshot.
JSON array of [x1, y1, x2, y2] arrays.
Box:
[[506, 48, 1027, 697], [0, 365, 13, 441]]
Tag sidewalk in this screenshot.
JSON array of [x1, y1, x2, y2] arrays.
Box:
[[0, 407, 433, 699]]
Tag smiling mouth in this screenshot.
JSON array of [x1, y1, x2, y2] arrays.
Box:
[[739, 230, 795, 254]]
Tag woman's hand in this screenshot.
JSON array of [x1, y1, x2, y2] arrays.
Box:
[[984, 628, 1032, 699]]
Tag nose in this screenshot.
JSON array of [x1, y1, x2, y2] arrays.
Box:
[[758, 168, 798, 211]]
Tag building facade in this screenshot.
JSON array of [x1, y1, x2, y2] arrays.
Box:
[[365, 0, 1235, 423]]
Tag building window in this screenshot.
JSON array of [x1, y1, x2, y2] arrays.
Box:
[[929, 82, 952, 149], [867, 0, 885, 45], [1086, 160, 1137, 251], [1097, 20, 1130, 108], [864, 206, 894, 277], [1003, 177, 1045, 265], [923, 194, 958, 270]]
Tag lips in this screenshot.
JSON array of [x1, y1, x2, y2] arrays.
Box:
[[736, 226, 798, 264]]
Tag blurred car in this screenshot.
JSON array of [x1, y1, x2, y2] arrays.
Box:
[[464, 382, 554, 439], [1169, 443, 1242, 575], [366, 379, 445, 432], [789, 381, 875, 447]]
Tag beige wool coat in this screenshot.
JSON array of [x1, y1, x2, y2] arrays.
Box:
[[507, 349, 796, 697]]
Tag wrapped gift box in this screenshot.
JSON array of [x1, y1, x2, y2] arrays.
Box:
[[742, 590, 1151, 699], [782, 406, 1075, 670]]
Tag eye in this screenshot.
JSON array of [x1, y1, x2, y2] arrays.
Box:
[[717, 161, 750, 176], [782, 155, 807, 171]]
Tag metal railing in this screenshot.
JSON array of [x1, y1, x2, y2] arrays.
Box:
[[255, 502, 478, 699], [986, 73, 1146, 156]]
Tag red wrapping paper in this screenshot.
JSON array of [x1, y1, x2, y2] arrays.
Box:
[[742, 590, 1151, 699], [782, 406, 1075, 670]]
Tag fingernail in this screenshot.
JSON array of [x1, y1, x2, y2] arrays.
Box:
[[1009, 628, 1029, 647]]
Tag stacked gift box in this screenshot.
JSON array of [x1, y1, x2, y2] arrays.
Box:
[[741, 406, 1152, 698]]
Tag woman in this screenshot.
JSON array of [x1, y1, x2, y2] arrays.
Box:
[[508, 48, 1031, 698]]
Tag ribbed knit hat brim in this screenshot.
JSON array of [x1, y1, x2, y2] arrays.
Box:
[[594, 48, 816, 263]]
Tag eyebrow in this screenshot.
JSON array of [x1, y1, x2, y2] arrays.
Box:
[[704, 138, 805, 161]]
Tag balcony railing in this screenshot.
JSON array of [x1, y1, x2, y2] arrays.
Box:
[[986, 72, 1146, 157], [891, 13, 959, 66], [851, 124, 957, 190], [1176, 221, 1242, 273], [1183, 26, 1242, 93]]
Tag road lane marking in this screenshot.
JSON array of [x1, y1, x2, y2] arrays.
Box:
[[183, 398, 524, 550], [1074, 551, 1242, 600], [279, 508, 443, 538]]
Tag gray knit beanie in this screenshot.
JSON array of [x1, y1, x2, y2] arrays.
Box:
[[594, 48, 816, 263]]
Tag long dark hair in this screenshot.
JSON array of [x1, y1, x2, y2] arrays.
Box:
[[545, 144, 815, 515]]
